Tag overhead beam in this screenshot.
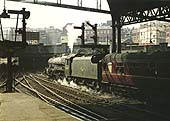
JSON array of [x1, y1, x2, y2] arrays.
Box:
[[119, 5, 170, 26], [7, 0, 110, 14], [8, 1, 170, 26]]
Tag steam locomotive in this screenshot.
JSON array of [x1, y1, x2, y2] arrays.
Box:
[[46, 46, 170, 103]]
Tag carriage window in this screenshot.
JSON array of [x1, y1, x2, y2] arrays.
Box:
[[116, 63, 124, 74]]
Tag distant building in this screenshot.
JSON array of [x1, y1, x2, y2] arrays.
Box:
[[2, 20, 170, 47], [85, 20, 130, 45], [84, 21, 112, 45], [0, 27, 22, 41], [85, 25, 112, 45], [84, 21, 133, 45], [165, 24, 170, 45], [139, 21, 167, 45], [37, 26, 62, 45], [131, 27, 140, 44], [0, 26, 63, 45], [121, 27, 133, 44], [26, 27, 62, 45]]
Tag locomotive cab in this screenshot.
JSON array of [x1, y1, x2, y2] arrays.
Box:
[[65, 58, 71, 77], [65, 54, 76, 78]]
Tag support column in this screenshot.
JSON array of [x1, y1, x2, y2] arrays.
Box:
[[116, 16, 122, 54], [111, 17, 116, 53], [117, 24, 121, 53], [22, 8, 26, 44], [6, 54, 13, 92]]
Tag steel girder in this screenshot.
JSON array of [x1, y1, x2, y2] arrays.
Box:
[[7, 1, 170, 26], [120, 5, 170, 26], [7, 0, 110, 14]]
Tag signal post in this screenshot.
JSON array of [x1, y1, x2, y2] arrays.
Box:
[[0, 8, 30, 92]]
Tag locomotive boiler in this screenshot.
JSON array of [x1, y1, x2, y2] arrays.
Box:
[[46, 55, 67, 79]]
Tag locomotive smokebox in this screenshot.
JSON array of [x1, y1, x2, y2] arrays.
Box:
[[91, 54, 105, 63]]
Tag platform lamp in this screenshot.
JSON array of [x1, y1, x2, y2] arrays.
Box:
[[0, 0, 10, 18]]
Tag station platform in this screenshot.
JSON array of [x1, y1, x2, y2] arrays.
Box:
[[0, 93, 79, 121]]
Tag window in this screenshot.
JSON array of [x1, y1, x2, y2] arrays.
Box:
[[116, 63, 124, 74]]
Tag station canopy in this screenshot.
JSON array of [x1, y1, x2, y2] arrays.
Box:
[[107, 0, 170, 15]]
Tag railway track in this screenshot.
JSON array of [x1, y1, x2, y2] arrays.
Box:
[[14, 73, 170, 121], [34, 73, 119, 105], [15, 73, 108, 121]]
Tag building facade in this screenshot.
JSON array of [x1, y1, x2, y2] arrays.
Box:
[[165, 24, 170, 45], [1, 21, 170, 47], [37, 26, 62, 45], [85, 25, 112, 45], [131, 27, 140, 44], [84, 21, 133, 45], [139, 21, 168, 45], [0, 26, 63, 45]]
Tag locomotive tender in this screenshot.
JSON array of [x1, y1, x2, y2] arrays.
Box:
[[46, 45, 170, 103]]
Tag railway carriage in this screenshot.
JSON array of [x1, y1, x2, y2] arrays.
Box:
[[102, 51, 170, 102]]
